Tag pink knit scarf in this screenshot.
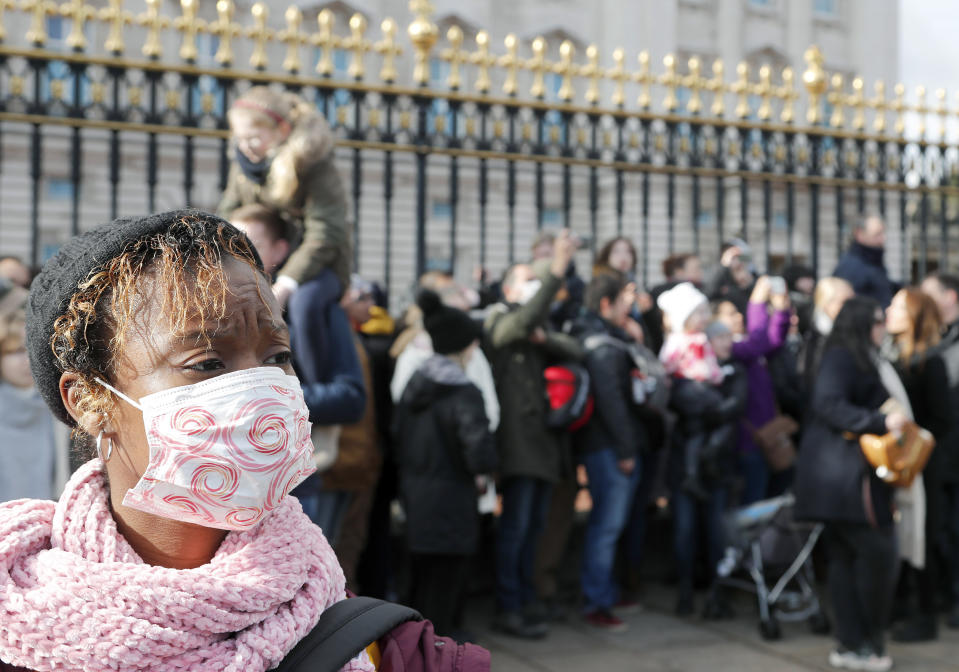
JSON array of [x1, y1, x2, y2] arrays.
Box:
[[0, 460, 374, 672]]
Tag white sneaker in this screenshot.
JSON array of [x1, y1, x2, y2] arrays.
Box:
[[828, 649, 860, 669], [828, 649, 893, 672], [858, 653, 893, 672]]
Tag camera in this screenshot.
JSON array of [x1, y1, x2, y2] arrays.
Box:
[[769, 276, 787, 295]]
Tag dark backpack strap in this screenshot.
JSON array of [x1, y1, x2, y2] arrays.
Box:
[[274, 597, 422, 672]]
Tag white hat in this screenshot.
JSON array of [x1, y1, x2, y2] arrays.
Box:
[[657, 282, 708, 333]]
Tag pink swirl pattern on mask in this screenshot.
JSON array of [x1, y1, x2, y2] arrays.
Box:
[[0, 460, 374, 672]]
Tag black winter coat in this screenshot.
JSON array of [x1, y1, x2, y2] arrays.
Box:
[[394, 355, 498, 555], [833, 242, 895, 308], [569, 312, 649, 461], [931, 321, 959, 483], [794, 346, 892, 526]]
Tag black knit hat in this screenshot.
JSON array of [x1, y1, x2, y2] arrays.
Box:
[[26, 209, 262, 425], [416, 289, 481, 355]]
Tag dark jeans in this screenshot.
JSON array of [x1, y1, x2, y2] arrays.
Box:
[[409, 553, 469, 638], [581, 449, 640, 611], [942, 482, 959, 605], [823, 522, 898, 655], [495, 476, 553, 613], [673, 486, 727, 595], [624, 451, 657, 572], [738, 451, 769, 506]]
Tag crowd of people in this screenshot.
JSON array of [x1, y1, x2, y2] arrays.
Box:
[[1, 86, 959, 672]]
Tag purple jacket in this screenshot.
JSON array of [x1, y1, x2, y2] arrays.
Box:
[[732, 302, 791, 454]]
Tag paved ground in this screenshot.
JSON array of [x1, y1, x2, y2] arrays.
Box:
[[466, 586, 959, 671]]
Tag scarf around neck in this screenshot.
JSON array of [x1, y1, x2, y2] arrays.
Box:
[[0, 459, 374, 672], [235, 147, 272, 185]]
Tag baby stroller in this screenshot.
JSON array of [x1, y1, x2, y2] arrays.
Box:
[[714, 493, 830, 640]]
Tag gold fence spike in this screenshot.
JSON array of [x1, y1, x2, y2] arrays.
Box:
[[708, 59, 725, 117], [440, 24, 466, 90], [682, 56, 705, 115], [247, 2, 274, 70], [498, 33, 520, 96], [778, 67, 797, 123], [849, 77, 866, 131], [99, 0, 131, 55], [209, 0, 241, 66], [892, 83, 906, 135], [753, 65, 773, 121], [22, 0, 59, 46], [635, 50, 651, 109], [828, 74, 845, 128], [608, 47, 628, 107], [731, 61, 750, 119], [375, 18, 402, 84], [173, 0, 206, 63], [936, 88, 947, 142], [60, 0, 95, 51], [470, 30, 495, 94], [580, 44, 602, 105], [660, 53, 679, 112], [408, 0, 438, 86], [802, 45, 828, 125], [554, 40, 576, 102], [869, 80, 887, 133], [0, 0, 15, 42], [278, 6, 309, 73], [314, 10, 340, 77], [344, 13, 371, 80], [136, 0, 170, 59], [915, 85, 928, 139], [527, 36, 549, 99]]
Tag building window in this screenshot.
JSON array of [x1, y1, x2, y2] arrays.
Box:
[[814, 0, 837, 17], [541, 208, 562, 229], [696, 210, 716, 229], [46, 178, 75, 200], [748, 0, 774, 7]]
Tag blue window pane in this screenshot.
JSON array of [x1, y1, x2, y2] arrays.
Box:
[[696, 211, 716, 229], [47, 16, 65, 41], [47, 178, 75, 200], [432, 201, 451, 219], [333, 49, 349, 75], [814, 0, 836, 15], [774, 211, 788, 230], [541, 209, 562, 228], [41, 243, 62, 263]]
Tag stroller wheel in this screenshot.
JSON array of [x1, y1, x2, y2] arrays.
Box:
[[809, 611, 831, 635], [759, 618, 782, 641]]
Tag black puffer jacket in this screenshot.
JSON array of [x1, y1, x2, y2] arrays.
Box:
[[794, 346, 892, 526], [569, 311, 648, 460], [932, 320, 959, 483], [394, 355, 498, 555]]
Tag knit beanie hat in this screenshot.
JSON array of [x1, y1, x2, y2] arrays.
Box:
[[657, 282, 708, 333], [26, 209, 263, 425], [416, 289, 481, 355]]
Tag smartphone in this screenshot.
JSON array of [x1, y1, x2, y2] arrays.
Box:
[[769, 276, 787, 295]]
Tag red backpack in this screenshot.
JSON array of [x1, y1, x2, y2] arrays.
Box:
[[543, 364, 594, 432]]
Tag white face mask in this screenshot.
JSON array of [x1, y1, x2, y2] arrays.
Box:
[[516, 279, 542, 305], [97, 367, 315, 531]]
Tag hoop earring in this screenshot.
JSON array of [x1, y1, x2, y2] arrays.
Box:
[[96, 430, 113, 462]]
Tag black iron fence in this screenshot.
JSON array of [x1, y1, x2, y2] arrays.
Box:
[[0, 0, 955, 293]]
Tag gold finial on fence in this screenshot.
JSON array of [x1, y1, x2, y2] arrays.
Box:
[[209, 0, 241, 66], [660, 53, 680, 112], [278, 6, 308, 73], [408, 0, 438, 86], [247, 2, 273, 70], [849, 77, 866, 131], [375, 18, 402, 84], [314, 10, 340, 77], [915, 85, 928, 139], [173, 0, 206, 63], [580, 45, 602, 105], [802, 45, 828, 124], [527, 36, 549, 99], [499, 33, 520, 96], [635, 50, 652, 109], [470, 30, 495, 93], [60, 0, 95, 51], [708, 59, 725, 117], [682, 56, 705, 115], [936, 88, 947, 142], [99, 0, 131, 55], [0, 0, 15, 42], [892, 83, 906, 135], [869, 80, 887, 133], [555, 40, 576, 102], [730, 61, 750, 119], [136, 0, 169, 59], [754, 65, 773, 121], [22, 0, 59, 46], [608, 48, 628, 107], [440, 25, 466, 90], [778, 67, 797, 123], [828, 74, 845, 128], [344, 14, 371, 80]]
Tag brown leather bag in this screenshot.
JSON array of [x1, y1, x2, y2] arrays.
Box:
[[859, 421, 935, 488], [746, 415, 800, 472]]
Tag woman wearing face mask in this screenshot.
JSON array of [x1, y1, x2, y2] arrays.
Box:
[[0, 211, 368, 672], [218, 86, 349, 309], [794, 296, 907, 672]]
